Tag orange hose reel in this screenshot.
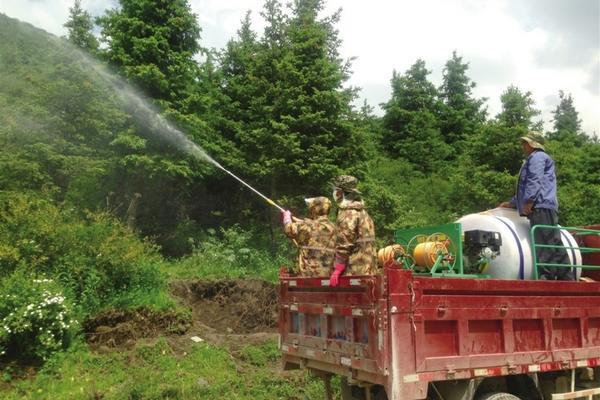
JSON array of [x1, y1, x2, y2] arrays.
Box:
[[377, 244, 405, 268], [412, 241, 449, 269]]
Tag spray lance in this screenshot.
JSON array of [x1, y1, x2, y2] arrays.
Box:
[[211, 161, 284, 212], [211, 160, 305, 229]]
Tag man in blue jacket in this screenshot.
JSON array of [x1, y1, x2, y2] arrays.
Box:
[[500, 132, 574, 280]]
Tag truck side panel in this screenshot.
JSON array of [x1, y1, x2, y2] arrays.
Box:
[[279, 269, 600, 400]]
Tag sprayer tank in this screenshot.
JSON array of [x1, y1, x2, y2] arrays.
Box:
[[457, 208, 581, 280]]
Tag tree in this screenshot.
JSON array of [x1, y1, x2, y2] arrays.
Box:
[[217, 0, 368, 203], [218, 11, 262, 143], [496, 85, 542, 130], [549, 90, 585, 144], [96, 0, 202, 106], [438, 51, 487, 150], [381, 60, 450, 172], [452, 85, 542, 216], [64, 0, 98, 52]]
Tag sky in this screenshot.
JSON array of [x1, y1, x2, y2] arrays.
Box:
[[1, 0, 598, 136]]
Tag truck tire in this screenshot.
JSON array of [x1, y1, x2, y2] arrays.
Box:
[[340, 378, 363, 400], [340, 378, 388, 400], [478, 392, 521, 400]]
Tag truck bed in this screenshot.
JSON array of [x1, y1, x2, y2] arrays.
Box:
[[279, 268, 600, 399]]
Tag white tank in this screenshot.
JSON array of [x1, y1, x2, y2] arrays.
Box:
[[457, 208, 581, 280]]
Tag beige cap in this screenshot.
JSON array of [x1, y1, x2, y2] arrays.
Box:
[[520, 131, 545, 150]]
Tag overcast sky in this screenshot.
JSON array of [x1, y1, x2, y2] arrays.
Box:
[[1, 0, 598, 135]]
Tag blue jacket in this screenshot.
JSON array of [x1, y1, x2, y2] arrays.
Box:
[[511, 150, 558, 215]]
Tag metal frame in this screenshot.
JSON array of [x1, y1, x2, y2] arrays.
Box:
[[530, 225, 600, 280]]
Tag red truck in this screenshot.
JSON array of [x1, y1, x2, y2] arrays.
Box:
[[278, 227, 600, 400]]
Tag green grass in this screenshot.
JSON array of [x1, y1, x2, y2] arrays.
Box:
[[1, 338, 335, 399], [162, 252, 283, 283]]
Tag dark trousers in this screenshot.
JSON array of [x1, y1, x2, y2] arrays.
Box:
[[528, 208, 574, 280]]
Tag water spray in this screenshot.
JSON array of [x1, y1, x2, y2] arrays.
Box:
[[65, 44, 286, 213]]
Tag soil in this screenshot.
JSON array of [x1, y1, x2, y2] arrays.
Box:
[[84, 279, 279, 350], [169, 278, 278, 334], [84, 307, 190, 348]]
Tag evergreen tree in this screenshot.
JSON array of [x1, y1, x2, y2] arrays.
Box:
[[96, 0, 202, 106], [217, 0, 367, 203], [496, 85, 542, 130], [219, 12, 261, 138], [381, 60, 450, 172], [64, 0, 98, 52], [549, 90, 585, 144], [438, 51, 487, 150]]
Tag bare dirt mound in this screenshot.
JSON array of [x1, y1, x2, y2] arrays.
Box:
[[169, 279, 278, 335], [84, 308, 190, 349], [84, 279, 278, 349]]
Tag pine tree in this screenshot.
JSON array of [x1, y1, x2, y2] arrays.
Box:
[[217, 0, 367, 201], [496, 85, 542, 130], [63, 0, 98, 52], [96, 0, 202, 106], [381, 60, 450, 172], [219, 12, 261, 133], [549, 90, 585, 144], [438, 51, 486, 150]]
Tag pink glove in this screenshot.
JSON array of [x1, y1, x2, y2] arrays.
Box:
[[329, 263, 346, 287], [281, 210, 292, 226]]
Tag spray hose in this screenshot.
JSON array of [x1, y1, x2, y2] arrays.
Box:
[[213, 161, 285, 212]]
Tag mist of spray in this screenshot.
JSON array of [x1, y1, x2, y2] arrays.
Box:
[[66, 44, 284, 212]]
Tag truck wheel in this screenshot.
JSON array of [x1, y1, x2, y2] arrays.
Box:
[[340, 378, 388, 400], [478, 392, 521, 400]]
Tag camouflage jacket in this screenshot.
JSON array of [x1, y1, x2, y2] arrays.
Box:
[[284, 216, 336, 277], [335, 200, 377, 275]]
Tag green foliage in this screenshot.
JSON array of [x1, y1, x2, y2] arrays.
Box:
[[549, 90, 586, 144], [446, 161, 515, 215], [63, 0, 98, 52], [96, 0, 202, 105], [0, 192, 165, 314], [438, 51, 487, 150], [496, 85, 542, 129], [168, 226, 292, 282], [381, 60, 451, 172], [217, 0, 368, 202], [0, 272, 78, 361], [464, 122, 526, 174], [548, 140, 600, 226]]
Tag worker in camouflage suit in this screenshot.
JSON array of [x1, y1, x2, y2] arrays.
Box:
[[281, 197, 336, 277], [329, 175, 377, 286]]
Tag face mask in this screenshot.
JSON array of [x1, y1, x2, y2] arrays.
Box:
[[305, 198, 315, 218], [332, 189, 344, 204]]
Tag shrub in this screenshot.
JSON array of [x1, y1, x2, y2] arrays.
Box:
[[0, 271, 78, 361], [171, 225, 293, 282], [0, 191, 166, 315]]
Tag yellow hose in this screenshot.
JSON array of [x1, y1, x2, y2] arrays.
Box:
[[413, 241, 448, 269], [378, 244, 405, 267]]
